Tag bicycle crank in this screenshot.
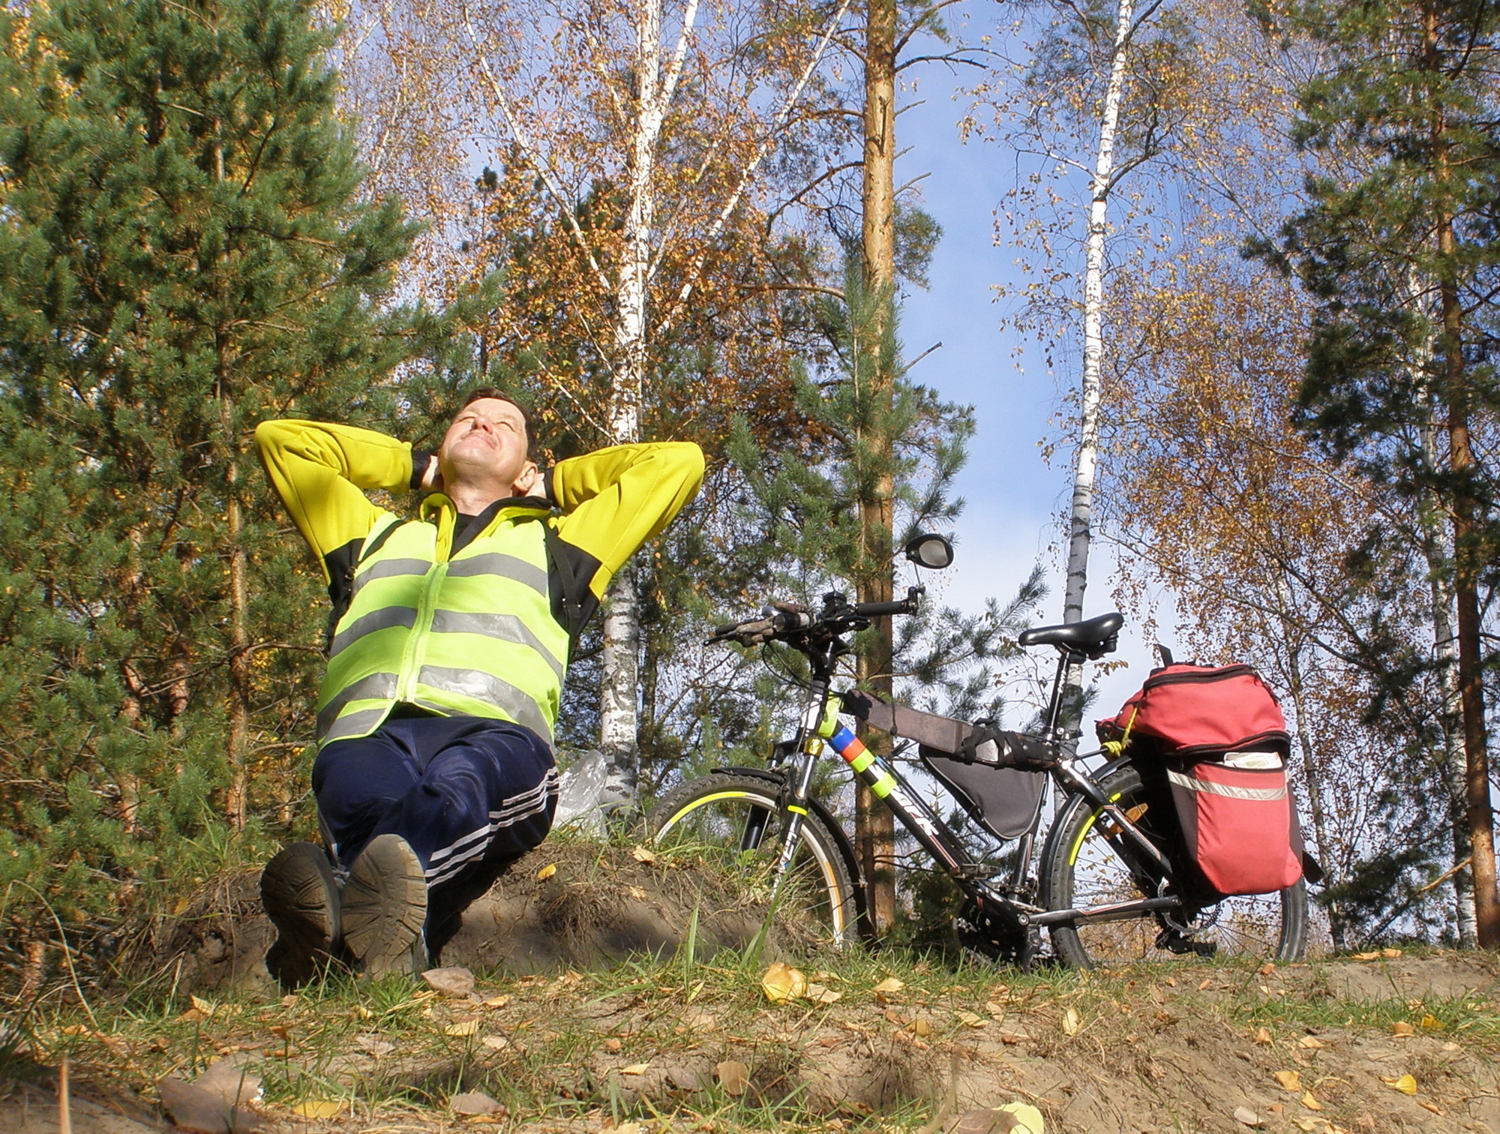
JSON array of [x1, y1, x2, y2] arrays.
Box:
[[954, 897, 1040, 970]]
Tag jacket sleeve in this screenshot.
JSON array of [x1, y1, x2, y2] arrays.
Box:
[[550, 441, 705, 598], [254, 419, 418, 583]]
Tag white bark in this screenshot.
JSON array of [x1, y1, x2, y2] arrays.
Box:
[[596, 0, 699, 796], [1062, 0, 1135, 630]]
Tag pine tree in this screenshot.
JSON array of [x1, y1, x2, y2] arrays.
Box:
[[0, 0, 424, 987], [1252, 0, 1500, 947]]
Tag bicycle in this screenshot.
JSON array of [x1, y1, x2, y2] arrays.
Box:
[[646, 534, 1308, 969]]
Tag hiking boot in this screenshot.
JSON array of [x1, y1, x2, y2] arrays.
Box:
[[341, 834, 428, 977], [260, 841, 341, 989]]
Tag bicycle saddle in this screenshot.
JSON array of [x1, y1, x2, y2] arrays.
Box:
[[1017, 612, 1124, 655]]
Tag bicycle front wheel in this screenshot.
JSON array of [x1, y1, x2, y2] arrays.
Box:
[[1041, 764, 1308, 968], [646, 772, 859, 949]]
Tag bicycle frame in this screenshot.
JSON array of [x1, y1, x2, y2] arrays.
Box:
[[759, 634, 1183, 935]]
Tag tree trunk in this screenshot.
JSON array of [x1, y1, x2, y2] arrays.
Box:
[[597, 0, 699, 800], [1415, 340, 1478, 945], [1427, 5, 1498, 946], [1060, 0, 1134, 722], [854, 0, 898, 933], [1274, 576, 1344, 949]]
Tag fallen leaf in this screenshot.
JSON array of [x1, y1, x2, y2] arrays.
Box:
[[452, 1091, 505, 1116], [1351, 951, 1381, 961], [1254, 1027, 1273, 1044], [352, 1005, 373, 1020], [627, 885, 647, 900], [1061, 1007, 1080, 1036], [620, 1063, 651, 1075], [948, 1105, 1034, 1134], [445, 1018, 480, 1037], [716, 1059, 750, 1096], [1381, 947, 1402, 958], [1418, 1101, 1444, 1115], [762, 962, 807, 1003], [1301, 1092, 1322, 1111], [535, 862, 557, 880], [1259, 963, 1275, 976], [984, 1001, 1006, 1016], [1233, 1106, 1261, 1127], [805, 983, 842, 1004], [158, 1060, 264, 1134], [632, 844, 657, 863], [482, 994, 510, 1008], [190, 995, 218, 1018], [1390, 1021, 1416, 1038], [482, 1035, 510, 1050], [871, 976, 905, 994], [1419, 1014, 1443, 1030], [914, 1017, 932, 1037], [996, 1103, 1044, 1134], [1199, 978, 1213, 991], [423, 967, 476, 997], [1274, 1070, 1302, 1091], [956, 1010, 986, 1028], [354, 1036, 394, 1057], [1298, 1036, 1325, 1049], [291, 1100, 344, 1118], [1388, 1073, 1418, 1095], [605, 1038, 622, 1053], [1294, 1120, 1319, 1132]]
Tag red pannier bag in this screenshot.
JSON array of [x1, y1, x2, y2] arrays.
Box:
[[1099, 664, 1304, 897]]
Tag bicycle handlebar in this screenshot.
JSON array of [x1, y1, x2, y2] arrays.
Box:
[[852, 599, 912, 617], [709, 588, 922, 648]]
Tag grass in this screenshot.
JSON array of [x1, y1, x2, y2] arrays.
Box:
[[6, 907, 1499, 1133]]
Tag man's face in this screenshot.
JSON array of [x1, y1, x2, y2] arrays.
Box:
[[438, 397, 535, 496]]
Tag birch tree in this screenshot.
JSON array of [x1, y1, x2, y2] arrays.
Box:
[[331, 0, 856, 796]]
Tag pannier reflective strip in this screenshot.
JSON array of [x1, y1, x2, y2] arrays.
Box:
[[1167, 770, 1288, 801]]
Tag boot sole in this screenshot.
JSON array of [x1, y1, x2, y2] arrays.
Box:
[[260, 842, 340, 988], [342, 834, 428, 977]]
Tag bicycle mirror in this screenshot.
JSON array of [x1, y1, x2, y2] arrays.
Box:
[[903, 532, 954, 569]]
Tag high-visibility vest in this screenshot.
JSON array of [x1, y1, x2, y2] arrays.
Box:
[[316, 504, 569, 748]]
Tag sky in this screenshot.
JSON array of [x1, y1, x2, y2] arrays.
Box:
[[882, 26, 1164, 727]]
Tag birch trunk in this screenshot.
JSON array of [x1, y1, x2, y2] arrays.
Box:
[[1060, 0, 1134, 721], [597, 0, 698, 800], [854, 0, 898, 933]]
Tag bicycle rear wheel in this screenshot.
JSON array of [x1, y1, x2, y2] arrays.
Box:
[[646, 772, 859, 949], [1041, 764, 1307, 968]]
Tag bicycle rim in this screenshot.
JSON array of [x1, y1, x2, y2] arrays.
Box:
[[1044, 766, 1308, 968], [647, 774, 856, 949]]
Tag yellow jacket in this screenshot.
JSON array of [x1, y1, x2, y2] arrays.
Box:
[[256, 419, 703, 744]]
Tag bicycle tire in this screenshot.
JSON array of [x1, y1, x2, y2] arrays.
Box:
[[1041, 764, 1308, 968], [646, 772, 860, 949]]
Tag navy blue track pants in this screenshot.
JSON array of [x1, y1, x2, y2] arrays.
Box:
[[312, 715, 558, 957]]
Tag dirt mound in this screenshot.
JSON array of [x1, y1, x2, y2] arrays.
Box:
[[146, 839, 798, 992]]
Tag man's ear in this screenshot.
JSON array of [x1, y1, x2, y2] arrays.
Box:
[[514, 461, 543, 496]]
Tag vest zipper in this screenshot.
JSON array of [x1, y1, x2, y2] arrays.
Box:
[[397, 560, 449, 703]]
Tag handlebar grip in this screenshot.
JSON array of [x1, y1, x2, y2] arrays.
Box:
[[853, 599, 913, 617], [712, 622, 739, 638]]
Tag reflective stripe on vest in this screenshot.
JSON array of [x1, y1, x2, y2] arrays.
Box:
[[316, 508, 569, 746]]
